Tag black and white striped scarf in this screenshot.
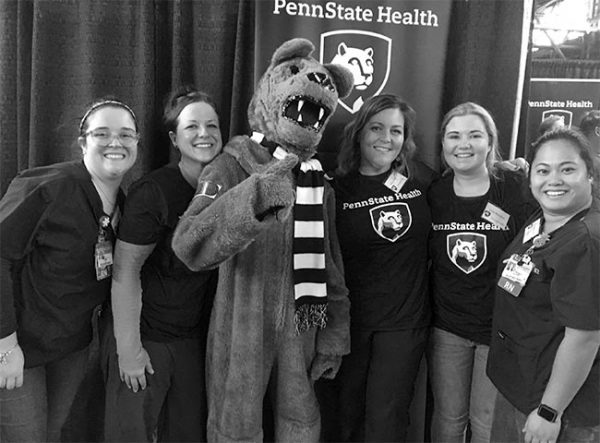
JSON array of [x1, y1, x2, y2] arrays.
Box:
[[251, 132, 327, 333]]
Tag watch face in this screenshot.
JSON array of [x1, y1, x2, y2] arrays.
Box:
[[538, 404, 557, 422]]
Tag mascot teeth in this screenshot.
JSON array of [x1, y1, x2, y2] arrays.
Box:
[[283, 95, 330, 132]]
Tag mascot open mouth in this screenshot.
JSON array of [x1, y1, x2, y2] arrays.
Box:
[[283, 95, 331, 132]]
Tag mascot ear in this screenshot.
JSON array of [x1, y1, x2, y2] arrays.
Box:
[[271, 38, 315, 65], [323, 63, 354, 98]]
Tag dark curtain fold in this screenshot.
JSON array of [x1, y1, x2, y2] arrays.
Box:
[[443, 0, 527, 159]]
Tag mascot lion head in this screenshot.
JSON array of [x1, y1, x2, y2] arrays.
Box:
[[248, 38, 353, 161]]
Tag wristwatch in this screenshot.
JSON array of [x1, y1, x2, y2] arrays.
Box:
[[537, 404, 558, 423]]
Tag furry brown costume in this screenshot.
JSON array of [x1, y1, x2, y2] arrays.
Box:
[[172, 39, 353, 442]]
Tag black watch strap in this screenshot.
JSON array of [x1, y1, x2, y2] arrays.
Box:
[[537, 404, 558, 423]]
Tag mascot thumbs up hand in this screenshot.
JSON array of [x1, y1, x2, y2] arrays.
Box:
[[255, 152, 298, 222]]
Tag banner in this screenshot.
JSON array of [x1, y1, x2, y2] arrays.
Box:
[[255, 0, 452, 171], [524, 78, 600, 153]]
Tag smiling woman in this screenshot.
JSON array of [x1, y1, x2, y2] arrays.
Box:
[[0, 98, 138, 442], [103, 86, 222, 442], [488, 127, 600, 443], [427, 102, 536, 443], [325, 93, 437, 442]]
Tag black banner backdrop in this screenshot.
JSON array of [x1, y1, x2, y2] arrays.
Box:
[[254, 0, 452, 171]]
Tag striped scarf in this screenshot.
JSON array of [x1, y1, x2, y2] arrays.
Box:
[[252, 132, 328, 333]]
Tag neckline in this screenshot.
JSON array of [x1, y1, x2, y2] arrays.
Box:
[[452, 173, 490, 198], [91, 177, 118, 215], [359, 168, 391, 183]]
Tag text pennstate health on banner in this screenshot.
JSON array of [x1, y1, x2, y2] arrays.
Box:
[[255, 0, 452, 172]]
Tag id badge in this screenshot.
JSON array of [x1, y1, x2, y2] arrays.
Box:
[[481, 202, 510, 229], [95, 240, 113, 280], [384, 170, 408, 193], [498, 254, 533, 297], [523, 218, 541, 244]]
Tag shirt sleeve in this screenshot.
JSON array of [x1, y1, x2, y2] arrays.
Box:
[[0, 174, 53, 337], [504, 171, 539, 231], [118, 180, 167, 245], [550, 228, 600, 331]]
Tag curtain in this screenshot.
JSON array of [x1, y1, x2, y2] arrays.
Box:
[[0, 0, 250, 194], [443, 0, 529, 160]]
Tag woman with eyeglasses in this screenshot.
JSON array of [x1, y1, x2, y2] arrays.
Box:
[[0, 98, 139, 442], [103, 86, 222, 442]]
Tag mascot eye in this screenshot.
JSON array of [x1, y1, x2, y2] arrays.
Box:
[[290, 65, 300, 75]]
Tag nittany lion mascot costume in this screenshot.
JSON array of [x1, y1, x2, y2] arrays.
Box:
[[172, 38, 353, 442]]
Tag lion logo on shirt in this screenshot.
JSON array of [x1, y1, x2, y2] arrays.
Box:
[[369, 203, 411, 242], [451, 239, 477, 263], [377, 209, 403, 233], [447, 233, 487, 274]]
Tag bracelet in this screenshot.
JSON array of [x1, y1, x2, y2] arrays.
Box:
[[0, 344, 18, 365]]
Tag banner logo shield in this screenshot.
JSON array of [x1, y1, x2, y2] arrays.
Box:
[[320, 30, 392, 114], [369, 202, 411, 242], [541, 109, 573, 128], [446, 233, 487, 274]]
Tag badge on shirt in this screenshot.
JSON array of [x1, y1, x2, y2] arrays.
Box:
[[95, 216, 113, 281], [383, 170, 408, 193], [497, 253, 533, 297], [95, 239, 113, 280], [481, 202, 510, 230], [523, 218, 542, 244]]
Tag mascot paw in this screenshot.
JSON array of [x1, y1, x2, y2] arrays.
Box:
[[255, 154, 298, 221], [310, 353, 342, 381]]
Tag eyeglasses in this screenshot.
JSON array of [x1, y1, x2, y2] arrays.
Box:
[[84, 129, 139, 147]]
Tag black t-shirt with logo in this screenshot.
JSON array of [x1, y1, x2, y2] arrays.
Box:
[[487, 202, 600, 426], [333, 162, 436, 331], [118, 162, 217, 342], [428, 170, 535, 345]]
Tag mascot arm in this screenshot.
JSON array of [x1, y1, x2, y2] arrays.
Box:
[[316, 183, 350, 358], [172, 154, 295, 271]]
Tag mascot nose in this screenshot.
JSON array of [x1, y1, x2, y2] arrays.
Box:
[[306, 72, 335, 92]]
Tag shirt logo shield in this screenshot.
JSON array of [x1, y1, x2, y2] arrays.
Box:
[[320, 30, 392, 114], [447, 233, 487, 274], [369, 203, 411, 242]]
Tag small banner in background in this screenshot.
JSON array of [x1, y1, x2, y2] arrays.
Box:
[[255, 0, 452, 171], [525, 78, 600, 151]]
